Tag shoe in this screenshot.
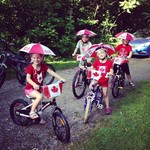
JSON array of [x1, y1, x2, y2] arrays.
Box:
[[29, 112, 39, 119], [39, 118, 46, 125], [106, 107, 111, 115], [129, 82, 135, 87]]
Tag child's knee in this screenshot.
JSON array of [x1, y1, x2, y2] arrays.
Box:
[[37, 93, 43, 100]]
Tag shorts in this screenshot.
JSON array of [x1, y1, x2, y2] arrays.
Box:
[[25, 89, 34, 96], [98, 79, 109, 87], [114, 63, 130, 75]]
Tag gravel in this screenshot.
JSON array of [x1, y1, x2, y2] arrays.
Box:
[[0, 57, 150, 150]]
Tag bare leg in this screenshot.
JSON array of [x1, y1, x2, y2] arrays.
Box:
[[29, 91, 42, 118], [89, 80, 98, 89], [102, 87, 109, 108]]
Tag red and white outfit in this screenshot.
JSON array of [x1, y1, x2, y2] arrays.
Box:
[[115, 44, 132, 75], [115, 44, 132, 58], [25, 63, 48, 96], [93, 59, 113, 87]]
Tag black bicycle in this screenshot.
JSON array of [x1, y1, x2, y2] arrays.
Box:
[[10, 80, 70, 143], [112, 57, 126, 98], [72, 54, 91, 99]]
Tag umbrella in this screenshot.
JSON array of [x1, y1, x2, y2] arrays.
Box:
[[115, 32, 135, 41], [86, 43, 115, 58], [19, 43, 55, 56], [76, 29, 97, 37]]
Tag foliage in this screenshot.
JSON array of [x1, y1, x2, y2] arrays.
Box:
[[0, 0, 149, 59]]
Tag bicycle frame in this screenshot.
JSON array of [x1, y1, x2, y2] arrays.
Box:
[[18, 97, 61, 118]]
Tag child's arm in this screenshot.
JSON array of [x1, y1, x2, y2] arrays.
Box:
[[72, 48, 78, 56], [107, 68, 114, 76], [26, 74, 39, 90], [47, 68, 66, 82], [127, 51, 132, 59]]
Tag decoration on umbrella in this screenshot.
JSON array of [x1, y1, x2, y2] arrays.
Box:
[[86, 43, 115, 58], [19, 43, 56, 56], [76, 29, 97, 37], [115, 32, 135, 41]]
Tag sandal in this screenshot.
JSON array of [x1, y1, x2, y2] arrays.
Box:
[[29, 112, 39, 119], [129, 82, 135, 87]]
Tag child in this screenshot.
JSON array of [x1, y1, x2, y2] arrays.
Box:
[[89, 47, 113, 115], [115, 39, 135, 86], [72, 34, 92, 65], [25, 53, 65, 119], [72, 34, 92, 56]]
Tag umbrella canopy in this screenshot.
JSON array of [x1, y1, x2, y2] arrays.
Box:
[[115, 32, 135, 41], [76, 29, 97, 37], [86, 43, 115, 58], [19, 43, 55, 56]]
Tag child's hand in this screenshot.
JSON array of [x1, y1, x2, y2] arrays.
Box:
[[33, 84, 40, 90], [61, 79, 66, 83], [126, 56, 131, 59], [72, 53, 75, 57]]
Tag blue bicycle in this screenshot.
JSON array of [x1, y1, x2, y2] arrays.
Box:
[[84, 84, 104, 123]]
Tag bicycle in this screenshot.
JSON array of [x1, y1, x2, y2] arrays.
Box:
[[0, 47, 29, 88], [84, 70, 104, 123], [72, 54, 91, 99], [111, 57, 127, 98], [10, 80, 70, 143]]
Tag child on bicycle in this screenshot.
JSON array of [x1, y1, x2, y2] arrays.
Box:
[[89, 47, 113, 115], [25, 53, 65, 119], [72, 34, 92, 66], [115, 39, 135, 86]]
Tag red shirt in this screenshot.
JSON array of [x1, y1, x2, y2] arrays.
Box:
[[115, 44, 132, 57], [93, 59, 113, 84], [25, 63, 48, 90]]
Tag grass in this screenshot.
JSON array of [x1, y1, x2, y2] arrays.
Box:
[[71, 80, 150, 150]]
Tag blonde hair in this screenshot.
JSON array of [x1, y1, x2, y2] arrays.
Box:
[[96, 48, 107, 55]]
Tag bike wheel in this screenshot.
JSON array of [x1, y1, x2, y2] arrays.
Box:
[[72, 70, 86, 99], [44, 64, 55, 85], [0, 70, 6, 89], [84, 98, 91, 123], [16, 62, 28, 85], [52, 111, 70, 143], [112, 77, 120, 98], [10, 99, 30, 126]]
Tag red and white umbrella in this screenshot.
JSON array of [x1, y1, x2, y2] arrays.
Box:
[[115, 32, 135, 41], [76, 29, 97, 37], [86, 43, 115, 58], [19, 43, 55, 56]]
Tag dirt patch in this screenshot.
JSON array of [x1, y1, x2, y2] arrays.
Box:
[[0, 57, 150, 150]]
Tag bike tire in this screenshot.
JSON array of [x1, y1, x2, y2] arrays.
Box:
[[52, 111, 70, 143], [0, 70, 6, 89], [16, 62, 28, 85], [44, 63, 55, 85], [112, 77, 120, 98], [10, 99, 30, 126], [72, 70, 86, 99], [84, 98, 91, 123]]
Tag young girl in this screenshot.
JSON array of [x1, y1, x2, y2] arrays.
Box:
[[89, 48, 113, 115], [72, 34, 92, 56], [25, 53, 65, 119], [115, 39, 135, 86]]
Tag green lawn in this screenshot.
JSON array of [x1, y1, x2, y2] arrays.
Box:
[[72, 80, 150, 150]]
